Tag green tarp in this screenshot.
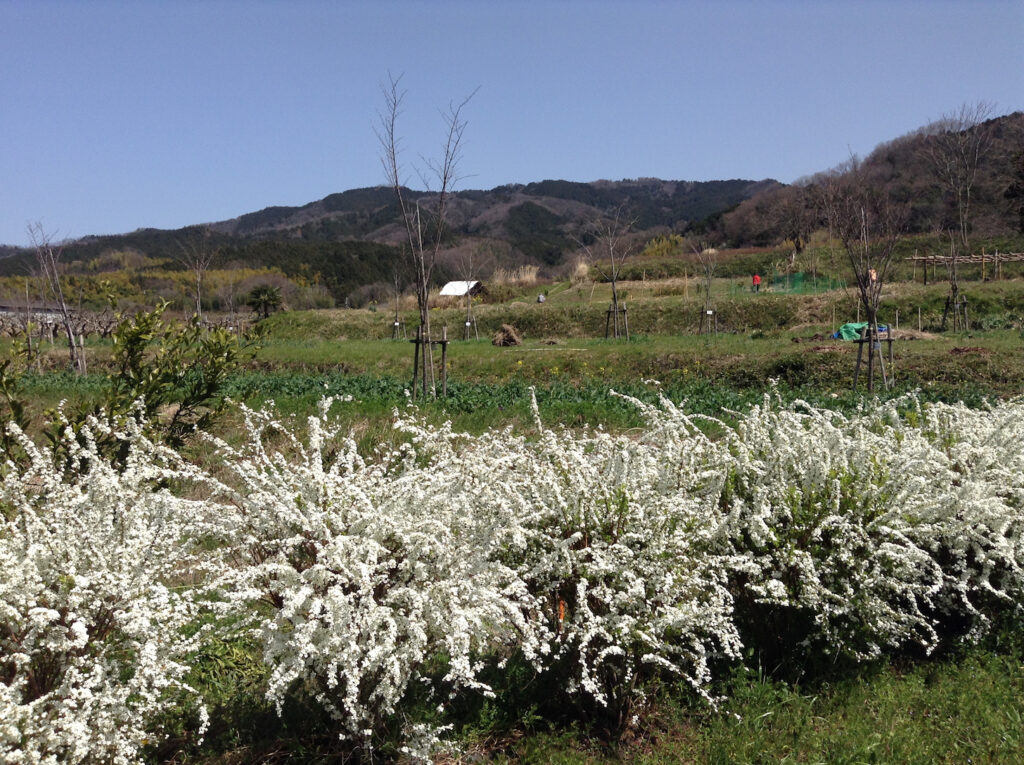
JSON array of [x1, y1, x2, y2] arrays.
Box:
[[834, 322, 889, 340]]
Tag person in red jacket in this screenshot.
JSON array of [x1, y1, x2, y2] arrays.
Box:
[[752, 273, 761, 293]]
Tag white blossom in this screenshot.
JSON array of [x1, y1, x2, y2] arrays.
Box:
[[0, 416, 220, 764], [4, 390, 1024, 761]]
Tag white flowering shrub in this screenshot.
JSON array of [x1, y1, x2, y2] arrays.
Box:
[[478, 394, 742, 724], [694, 393, 1024, 660], [206, 392, 1024, 749], [4, 389, 1024, 760], [208, 393, 747, 746], [702, 395, 948, 659], [908, 399, 1024, 637], [206, 400, 543, 755], [0, 417, 217, 765]]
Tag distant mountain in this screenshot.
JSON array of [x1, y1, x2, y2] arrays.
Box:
[[206, 177, 777, 254], [212, 186, 405, 240], [857, 109, 1024, 236], [0, 178, 774, 303]]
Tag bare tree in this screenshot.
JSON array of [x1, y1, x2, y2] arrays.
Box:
[[15, 270, 43, 370], [819, 162, 906, 391], [812, 160, 856, 286], [176, 225, 217, 319], [763, 183, 819, 256], [919, 101, 995, 250], [454, 244, 494, 340], [390, 260, 407, 339], [688, 236, 718, 333], [216, 262, 248, 326], [27, 223, 85, 374], [377, 73, 474, 396], [575, 209, 636, 339], [937, 229, 968, 331]]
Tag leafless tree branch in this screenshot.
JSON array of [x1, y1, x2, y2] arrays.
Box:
[[175, 225, 217, 319], [574, 208, 636, 338], [918, 101, 995, 249], [377, 73, 476, 394], [27, 223, 85, 373]]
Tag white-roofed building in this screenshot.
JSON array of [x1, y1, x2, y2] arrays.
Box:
[[439, 280, 483, 297]]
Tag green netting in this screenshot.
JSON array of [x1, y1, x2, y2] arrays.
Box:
[[769, 272, 846, 294]]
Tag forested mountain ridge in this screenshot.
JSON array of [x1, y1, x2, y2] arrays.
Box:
[[207, 177, 777, 249], [0, 178, 774, 303], [155, 110, 1024, 255], [722, 111, 1024, 248]]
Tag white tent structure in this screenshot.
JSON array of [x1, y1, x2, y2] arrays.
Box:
[[439, 280, 480, 297]]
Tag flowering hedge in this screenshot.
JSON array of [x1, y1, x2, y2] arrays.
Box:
[[2, 391, 1023, 760], [0, 418, 220, 764]]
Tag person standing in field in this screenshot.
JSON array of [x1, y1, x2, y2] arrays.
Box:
[[752, 273, 761, 293]]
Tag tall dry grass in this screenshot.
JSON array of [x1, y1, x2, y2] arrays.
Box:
[[491, 265, 540, 287], [569, 259, 590, 285]]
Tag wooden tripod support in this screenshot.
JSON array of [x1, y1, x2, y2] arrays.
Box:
[[410, 325, 450, 399], [852, 325, 895, 392], [699, 307, 718, 335], [604, 304, 630, 339]]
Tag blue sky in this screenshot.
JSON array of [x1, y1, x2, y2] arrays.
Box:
[[1, 0, 1021, 246]]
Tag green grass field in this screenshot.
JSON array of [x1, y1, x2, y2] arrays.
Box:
[[495, 649, 1024, 764]]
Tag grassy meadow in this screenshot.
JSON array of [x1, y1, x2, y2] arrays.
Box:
[[14, 272, 1024, 434]]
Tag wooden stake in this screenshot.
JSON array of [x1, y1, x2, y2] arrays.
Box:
[[867, 324, 875, 393], [888, 329, 894, 383], [853, 328, 864, 389], [424, 326, 432, 399], [411, 325, 421, 400], [441, 325, 448, 397]]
